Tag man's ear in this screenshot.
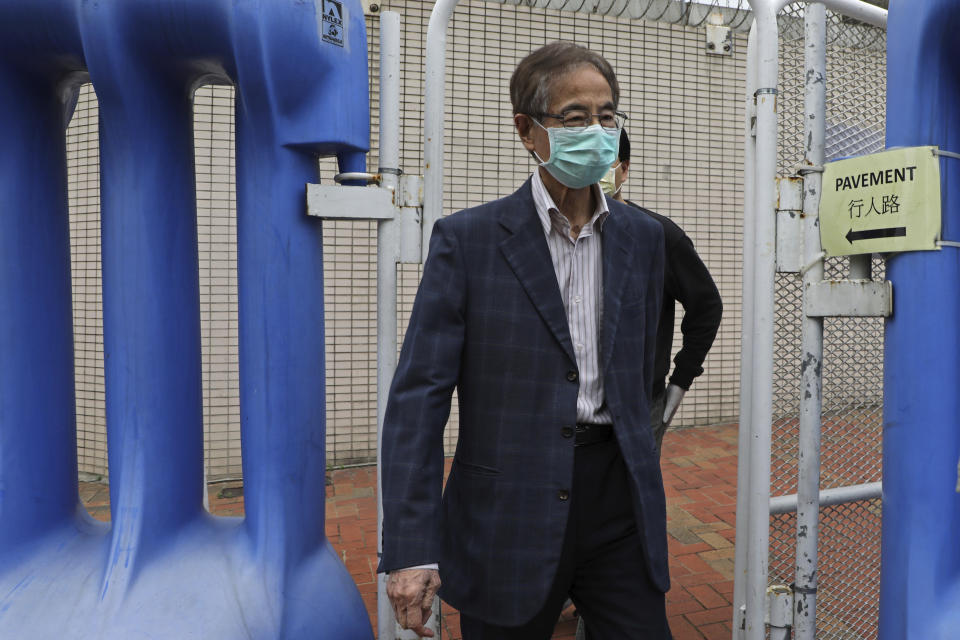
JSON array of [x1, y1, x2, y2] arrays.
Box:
[[621, 159, 630, 181], [514, 114, 537, 153]]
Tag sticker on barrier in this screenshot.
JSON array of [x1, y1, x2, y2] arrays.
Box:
[[322, 0, 345, 47]]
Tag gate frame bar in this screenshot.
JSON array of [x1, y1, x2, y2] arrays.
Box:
[[737, 2, 886, 639]]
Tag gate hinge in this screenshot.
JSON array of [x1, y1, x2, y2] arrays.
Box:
[[776, 176, 804, 273], [398, 175, 424, 264], [766, 584, 794, 633], [398, 174, 424, 208]]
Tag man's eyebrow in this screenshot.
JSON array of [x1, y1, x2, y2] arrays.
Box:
[[557, 100, 616, 112], [557, 102, 588, 113]]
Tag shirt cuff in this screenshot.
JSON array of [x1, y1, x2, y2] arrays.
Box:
[[393, 563, 439, 572]]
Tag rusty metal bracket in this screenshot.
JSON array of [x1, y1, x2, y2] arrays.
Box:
[[306, 183, 395, 220], [805, 280, 893, 317], [706, 23, 733, 56]]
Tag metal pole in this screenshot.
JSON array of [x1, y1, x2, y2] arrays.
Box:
[[376, 12, 439, 640], [423, 0, 462, 262], [744, 2, 779, 639], [794, 6, 826, 639], [378, 12, 401, 185], [770, 481, 881, 514], [813, 0, 886, 27], [732, 21, 759, 640]]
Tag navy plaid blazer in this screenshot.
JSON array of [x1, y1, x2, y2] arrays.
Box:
[[379, 179, 668, 626]]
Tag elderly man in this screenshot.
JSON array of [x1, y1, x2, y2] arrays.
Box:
[[378, 42, 672, 639]]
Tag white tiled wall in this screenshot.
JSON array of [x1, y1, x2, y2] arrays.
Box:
[[67, 85, 107, 477]]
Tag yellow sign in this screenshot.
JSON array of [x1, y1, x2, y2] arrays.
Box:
[[820, 146, 941, 257]]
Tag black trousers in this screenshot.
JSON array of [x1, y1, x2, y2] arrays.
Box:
[[459, 438, 672, 640]]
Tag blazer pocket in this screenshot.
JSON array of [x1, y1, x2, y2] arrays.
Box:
[[454, 458, 501, 477]]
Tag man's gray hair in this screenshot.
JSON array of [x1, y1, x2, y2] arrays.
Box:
[[510, 42, 620, 117]]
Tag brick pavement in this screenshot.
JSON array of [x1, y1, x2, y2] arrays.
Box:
[[79, 421, 739, 640]]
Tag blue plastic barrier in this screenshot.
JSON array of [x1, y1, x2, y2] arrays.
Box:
[[0, 1, 373, 637], [883, 1, 960, 638]]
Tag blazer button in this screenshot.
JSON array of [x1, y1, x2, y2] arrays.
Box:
[[561, 426, 574, 438], [558, 489, 569, 501], [566, 371, 578, 382]]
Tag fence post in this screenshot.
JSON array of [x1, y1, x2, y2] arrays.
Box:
[[743, 3, 781, 638], [732, 19, 759, 640], [794, 4, 826, 639]]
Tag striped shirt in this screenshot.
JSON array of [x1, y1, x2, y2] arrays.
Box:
[[531, 169, 614, 426]]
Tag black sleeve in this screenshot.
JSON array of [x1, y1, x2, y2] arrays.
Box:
[[644, 222, 666, 403], [666, 230, 723, 390]]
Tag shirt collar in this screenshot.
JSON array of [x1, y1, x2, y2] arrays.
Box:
[[531, 169, 610, 238]]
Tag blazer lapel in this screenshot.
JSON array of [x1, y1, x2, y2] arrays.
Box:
[[499, 182, 577, 366], [600, 210, 635, 374]]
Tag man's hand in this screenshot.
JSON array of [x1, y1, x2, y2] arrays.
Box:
[[386, 568, 442, 638], [663, 383, 686, 426]]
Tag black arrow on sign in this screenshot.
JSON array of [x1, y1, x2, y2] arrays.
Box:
[[845, 226, 907, 244]]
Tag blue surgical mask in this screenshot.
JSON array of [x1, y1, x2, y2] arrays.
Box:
[[533, 120, 621, 189]]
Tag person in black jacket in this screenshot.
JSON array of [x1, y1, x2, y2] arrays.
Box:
[[600, 129, 723, 454]]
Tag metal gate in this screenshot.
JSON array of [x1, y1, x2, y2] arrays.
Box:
[[735, 1, 888, 639]]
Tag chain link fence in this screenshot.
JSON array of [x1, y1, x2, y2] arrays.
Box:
[[768, 5, 885, 639]]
